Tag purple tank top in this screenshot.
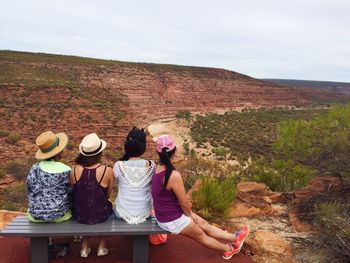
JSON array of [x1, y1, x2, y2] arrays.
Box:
[[72, 165, 112, 224], [151, 170, 183, 223]]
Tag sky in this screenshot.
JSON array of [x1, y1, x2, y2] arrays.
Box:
[[1, 0, 349, 82]]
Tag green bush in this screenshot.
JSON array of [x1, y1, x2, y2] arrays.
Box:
[[178, 156, 238, 191], [175, 110, 191, 121], [6, 132, 21, 145], [0, 169, 5, 179], [314, 201, 350, 259], [4, 161, 29, 181], [249, 159, 317, 192], [191, 176, 236, 220], [0, 182, 27, 211], [274, 103, 350, 180], [0, 130, 9, 137], [183, 142, 190, 155]]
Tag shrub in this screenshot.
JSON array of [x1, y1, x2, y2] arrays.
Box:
[[248, 159, 317, 192], [0, 130, 9, 137], [175, 110, 191, 121], [0, 182, 27, 211], [183, 142, 190, 155], [178, 156, 238, 191], [314, 201, 350, 259], [0, 169, 5, 179], [212, 146, 230, 160], [6, 132, 21, 145], [4, 160, 29, 181], [191, 176, 236, 220]]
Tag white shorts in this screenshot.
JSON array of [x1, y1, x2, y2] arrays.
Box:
[[157, 214, 191, 234]]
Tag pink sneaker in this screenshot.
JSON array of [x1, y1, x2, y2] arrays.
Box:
[[222, 243, 240, 260], [233, 225, 250, 252]]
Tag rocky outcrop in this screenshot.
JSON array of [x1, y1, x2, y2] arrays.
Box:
[[293, 176, 343, 200], [289, 176, 343, 232], [0, 175, 15, 189], [229, 182, 287, 217], [245, 230, 295, 263], [0, 210, 25, 231]]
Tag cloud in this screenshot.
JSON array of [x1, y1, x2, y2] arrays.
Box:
[[0, 0, 349, 82]]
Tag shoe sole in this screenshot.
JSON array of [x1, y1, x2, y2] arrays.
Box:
[[80, 248, 91, 258], [97, 248, 108, 256], [222, 226, 250, 260]]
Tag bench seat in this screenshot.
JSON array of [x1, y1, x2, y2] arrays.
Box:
[[0, 215, 168, 263]]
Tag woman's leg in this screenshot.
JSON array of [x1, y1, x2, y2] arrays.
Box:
[[81, 237, 89, 250], [98, 237, 106, 249], [181, 219, 231, 252], [191, 213, 236, 243]]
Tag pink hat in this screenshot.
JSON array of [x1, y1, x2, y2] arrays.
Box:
[[156, 135, 176, 153]]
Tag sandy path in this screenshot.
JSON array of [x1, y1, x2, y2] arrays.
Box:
[[147, 119, 190, 155]]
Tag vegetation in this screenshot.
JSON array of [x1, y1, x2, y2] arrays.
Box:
[[0, 169, 5, 179], [191, 176, 236, 220], [178, 156, 239, 191], [0, 182, 27, 211], [5, 132, 21, 145], [4, 160, 31, 181], [0, 130, 9, 137], [245, 159, 317, 192], [190, 107, 326, 160], [314, 201, 350, 259], [274, 104, 350, 180], [175, 110, 191, 121]]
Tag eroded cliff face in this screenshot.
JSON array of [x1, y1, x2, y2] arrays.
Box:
[[0, 51, 346, 165]]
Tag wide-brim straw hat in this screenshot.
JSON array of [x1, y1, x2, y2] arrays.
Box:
[[79, 133, 107, 156], [35, 131, 68, 160]]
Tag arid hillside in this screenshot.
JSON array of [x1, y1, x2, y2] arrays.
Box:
[[1, 50, 349, 165]]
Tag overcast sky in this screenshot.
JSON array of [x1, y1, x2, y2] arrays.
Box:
[[1, 0, 349, 82]]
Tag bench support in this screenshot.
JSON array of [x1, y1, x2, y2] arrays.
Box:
[[133, 235, 149, 263], [31, 237, 49, 263]]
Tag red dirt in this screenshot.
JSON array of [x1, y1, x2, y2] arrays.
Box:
[[0, 235, 253, 263]]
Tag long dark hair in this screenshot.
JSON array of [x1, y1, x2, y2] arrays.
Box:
[[158, 147, 176, 187], [119, 127, 147, 161], [75, 152, 102, 167]]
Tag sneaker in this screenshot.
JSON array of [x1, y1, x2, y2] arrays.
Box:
[[233, 225, 250, 253], [97, 247, 109, 256], [80, 248, 91, 258], [222, 243, 240, 260]]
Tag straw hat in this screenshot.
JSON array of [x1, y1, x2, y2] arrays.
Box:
[[35, 131, 68, 160], [79, 133, 107, 156]]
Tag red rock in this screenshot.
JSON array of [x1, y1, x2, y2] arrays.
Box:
[[0, 210, 26, 231]]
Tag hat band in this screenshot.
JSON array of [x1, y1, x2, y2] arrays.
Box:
[[82, 141, 103, 156], [41, 138, 60, 153]]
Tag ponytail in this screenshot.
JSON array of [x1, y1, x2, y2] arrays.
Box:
[[158, 147, 176, 187], [119, 153, 129, 161]]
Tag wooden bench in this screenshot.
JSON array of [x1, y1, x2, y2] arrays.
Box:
[[0, 215, 168, 263]]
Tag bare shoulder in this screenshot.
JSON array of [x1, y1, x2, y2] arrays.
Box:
[[169, 170, 182, 181]]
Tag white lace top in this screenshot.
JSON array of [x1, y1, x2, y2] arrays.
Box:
[[113, 159, 155, 224]]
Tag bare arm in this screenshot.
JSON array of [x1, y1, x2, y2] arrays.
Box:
[[168, 171, 192, 217], [69, 166, 76, 186], [106, 167, 114, 198]]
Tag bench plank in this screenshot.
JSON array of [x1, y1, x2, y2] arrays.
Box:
[[1, 216, 168, 237], [0, 216, 168, 263]]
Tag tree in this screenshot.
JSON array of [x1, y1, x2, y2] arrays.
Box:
[[274, 103, 350, 180]]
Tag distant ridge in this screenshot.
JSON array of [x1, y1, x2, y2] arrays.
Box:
[[261, 79, 350, 89]]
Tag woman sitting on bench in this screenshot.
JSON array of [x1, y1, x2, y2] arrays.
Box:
[[27, 131, 72, 223], [113, 127, 155, 224], [71, 133, 114, 258], [152, 135, 250, 260]]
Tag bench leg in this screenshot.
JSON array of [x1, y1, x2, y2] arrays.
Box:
[[31, 237, 49, 263], [133, 235, 149, 263]]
